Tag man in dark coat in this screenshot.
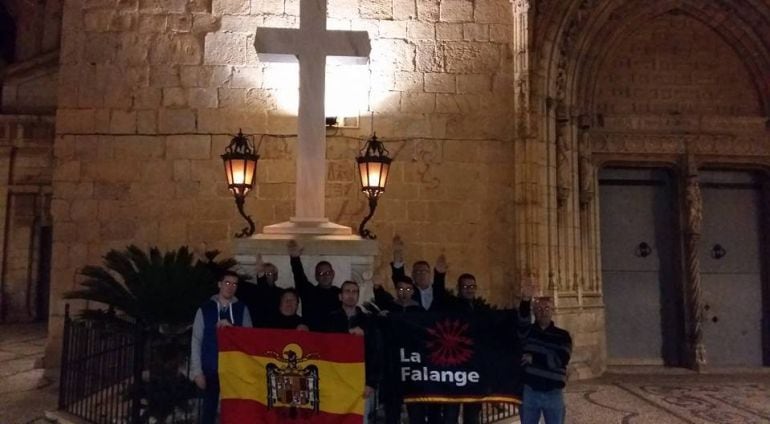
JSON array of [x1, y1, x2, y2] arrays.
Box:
[[288, 240, 341, 330], [323, 280, 382, 424]]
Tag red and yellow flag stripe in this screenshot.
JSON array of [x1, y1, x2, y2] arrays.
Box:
[[218, 327, 365, 424]]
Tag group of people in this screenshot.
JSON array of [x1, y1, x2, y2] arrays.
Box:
[[189, 236, 572, 424]]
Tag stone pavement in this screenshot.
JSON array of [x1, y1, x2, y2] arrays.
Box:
[[565, 368, 770, 424], [0, 322, 57, 424], [1, 322, 769, 424]]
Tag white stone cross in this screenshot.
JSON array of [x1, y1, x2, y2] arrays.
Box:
[[255, 0, 371, 234]]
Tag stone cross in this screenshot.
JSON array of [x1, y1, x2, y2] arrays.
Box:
[[255, 0, 371, 234]]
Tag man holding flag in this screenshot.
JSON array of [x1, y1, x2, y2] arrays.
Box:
[[190, 270, 253, 424]]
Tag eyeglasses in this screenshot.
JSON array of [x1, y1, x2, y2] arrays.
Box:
[[264, 272, 277, 277], [318, 270, 333, 277], [223, 280, 238, 287], [397, 287, 414, 292], [460, 284, 477, 289]]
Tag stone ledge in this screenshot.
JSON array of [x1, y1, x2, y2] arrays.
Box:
[[45, 410, 89, 424]]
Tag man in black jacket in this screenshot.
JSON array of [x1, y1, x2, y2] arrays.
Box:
[[287, 240, 341, 330], [519, 290, 572, 424], [373, 276, 422, 424], [236, 253, 283, 327], [442, 273, 488, 424], [374, 276, 422, 314], [324, 280, 382, 424], [266, 288, 309, 330]]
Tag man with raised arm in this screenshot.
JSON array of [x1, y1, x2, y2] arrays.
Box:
[[390, 235, 448, 312], [373, 275, 422, 424], [389, 236, 449, 423], [236, 253, 283, 327], [287, 239, 341, 331], [442, 273, 490, 424]]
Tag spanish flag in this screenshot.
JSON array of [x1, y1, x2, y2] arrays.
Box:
[[218, 327, 365, 424]]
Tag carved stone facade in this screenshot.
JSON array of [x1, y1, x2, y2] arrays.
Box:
[[521, 0, 770, 376]]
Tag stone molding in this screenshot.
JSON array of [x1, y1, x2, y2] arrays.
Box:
[[591, 131, 770, 158]]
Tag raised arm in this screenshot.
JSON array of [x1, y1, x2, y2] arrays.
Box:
[[517, 276, 536, 335], [433, 253, 447, 294], [373, 283, 396, 311], [391, 235, 407, 287], [288, 240, 312, 295], [254, 252, 268, 287]]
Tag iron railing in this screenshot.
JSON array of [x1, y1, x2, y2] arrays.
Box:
[[481, 402, 518, 423], [58, 304, 201, 424]]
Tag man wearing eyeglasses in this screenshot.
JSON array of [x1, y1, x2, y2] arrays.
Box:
[[442, 273, 488, 424], [374, 276, 422, 314], [190, 270, 253, 424], [287, 239, 342, 331], [373, 276, 422, 424], [236, 253, 283, 327], [390, 235, 448, 312], [389, 236, 449, 424]]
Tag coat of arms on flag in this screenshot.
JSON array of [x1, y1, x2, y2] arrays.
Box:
[[265, 343, 320, 413], [218, 327, 365, 424]]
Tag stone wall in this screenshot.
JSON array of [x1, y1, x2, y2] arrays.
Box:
[[46, 0, 517, 365], [595, 13, 763, 129], [0, 116, 54, 323]]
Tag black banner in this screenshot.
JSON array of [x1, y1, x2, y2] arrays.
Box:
[[381, 309, 523, 403]]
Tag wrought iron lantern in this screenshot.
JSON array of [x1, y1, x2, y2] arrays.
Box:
[[222, 131, 259, 238], [356, 133, 392, 239]]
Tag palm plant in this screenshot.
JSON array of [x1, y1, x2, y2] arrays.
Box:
[[64, 245, 239, 332]]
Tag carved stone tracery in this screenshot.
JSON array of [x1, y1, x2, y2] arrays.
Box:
[[577, 114, 594, 208], [555, 101, 571, 207]]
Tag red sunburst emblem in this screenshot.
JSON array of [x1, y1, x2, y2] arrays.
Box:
[[425, 319, 474, 366]]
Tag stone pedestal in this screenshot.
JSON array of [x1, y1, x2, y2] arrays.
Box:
[[233, 233, 379, 303]]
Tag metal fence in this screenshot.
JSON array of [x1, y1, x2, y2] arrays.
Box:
[[480, 402, 518, 423], [58, 304, 202, 424]]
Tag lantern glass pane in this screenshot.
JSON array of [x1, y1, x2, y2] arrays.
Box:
[[369, 162, 383, 187], [358, 162, 369, 187], [244, 159, 257, 186], [232, 159, 247, 185], [224, 160, 235, 186], [379, 162, 390, 189]]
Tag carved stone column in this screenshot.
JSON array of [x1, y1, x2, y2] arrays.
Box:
[[577, 114, 595, 293], [555, 101, 571, 207], [578, 115, 594, 208], [682, 156, 707, 370]]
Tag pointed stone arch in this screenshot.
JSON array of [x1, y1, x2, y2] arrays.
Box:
[[572, 1, 770, 117], [533, 1, 770, 113], [518, 0, 770, 373]]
